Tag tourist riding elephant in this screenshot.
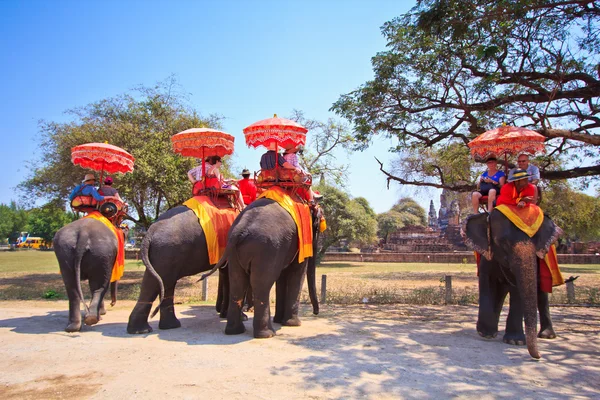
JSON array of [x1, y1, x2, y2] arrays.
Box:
[[216, 197, 321, 338], [53, 218, 121, 332], [464, 211, 562, 359], [127, 205, 233, 334]]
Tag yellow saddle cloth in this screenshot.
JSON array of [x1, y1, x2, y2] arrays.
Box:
[[84, 211, 125, 282], [258, 186, 313, 263], [183, 196, 239, 265], [495, 204, 544, 238]]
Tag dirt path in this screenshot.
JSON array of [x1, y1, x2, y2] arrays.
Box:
[[0, 301, 599, 399]]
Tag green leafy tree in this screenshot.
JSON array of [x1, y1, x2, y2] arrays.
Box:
[[376, 211, 404, 244], [332, 0, 600, 191], [0, 202, 29, 243], [543, 181, 600, 241], [18, 77, 222, 228], [315, 184, 377, 257], [289, 110, 354, 186], [391, 198, 427, 227], [27, 202, 77, 244]]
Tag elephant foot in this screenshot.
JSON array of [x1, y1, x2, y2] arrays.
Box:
[[127, 323, 153, 334], [219, 310, 227, 319], [242, 312, 248, 322], [273, 315, 283, 324], [254, 328, 276, 339], [478, 331, 498, 339], [65, 321, 82, 332], [159, 318, 181, 330], [99, 306, 107, 316], [225, 322, 246, 335], [281, 316, 301, 327], [84, 314, 99, 326], [503, 332, 526, 346], [538, 327, 557, 339]]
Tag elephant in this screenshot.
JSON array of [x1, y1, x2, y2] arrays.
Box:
[[464, 210, 562, 359], [53, 218, 122, 332], [127, 204, 234, 334], [215, 197, 321, 338]]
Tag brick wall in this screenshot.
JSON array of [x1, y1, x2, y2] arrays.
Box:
[[322, 252, 600, 264]]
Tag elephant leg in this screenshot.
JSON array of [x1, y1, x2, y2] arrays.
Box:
[[61, 274, 83, 332], [477, 267, 506, 338], [245, 284, 254, 313], [84, 280, 108, 326], [158, 283, 181, 330], [225, 263, 249, 335], [503, 287, 526, 345], [273, 277, 286, 324], [250, 270, 278, 338], [280, 261, 307, 327], [537, 290, 556, 339], [99, 300, 107, 316], [127, 270, 159, 334]]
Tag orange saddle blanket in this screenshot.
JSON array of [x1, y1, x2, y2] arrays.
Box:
[[258, 186, 313, 263], [183, 196, 239, 265], [83, 211, 125, 282]]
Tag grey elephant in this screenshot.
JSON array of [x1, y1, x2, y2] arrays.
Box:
[[53, 218, 122, 332], [127, 204, 236, 334], [464, 210, 562, 359], [215, 197, 321, 338]]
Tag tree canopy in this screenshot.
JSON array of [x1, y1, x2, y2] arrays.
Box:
[[377, 197, 427, 243], [0, 202, 28, 243], [315, 184, 378, 257], [332, 0, 600, 191], [18, 77, 222, 228]]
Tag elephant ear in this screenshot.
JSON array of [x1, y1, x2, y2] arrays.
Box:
[[533, 214, 563, 259], [463, 214, 492, 260]]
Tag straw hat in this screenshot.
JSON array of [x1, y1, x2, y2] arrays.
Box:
[[82, 173, 96, 183]]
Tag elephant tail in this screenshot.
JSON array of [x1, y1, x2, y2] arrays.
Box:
[[198, 254, 228, 282], [140, 232, 164, 319], [74, 248, 90, 315]]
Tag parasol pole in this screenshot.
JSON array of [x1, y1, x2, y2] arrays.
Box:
[[100, 160, 105, 189], [202, 147, 206, 189]]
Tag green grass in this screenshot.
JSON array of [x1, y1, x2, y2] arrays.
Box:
[[1, 250, 599, 305]]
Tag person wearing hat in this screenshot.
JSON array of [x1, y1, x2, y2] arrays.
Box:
[[68, 174, 118, 204], [496, 169, 536, 208], [98, 176, 123, 201], [472, 156, 506, 213], [237, 168, 257, 205], [282, 144, 323, 202], [260, 142, 301, 172]]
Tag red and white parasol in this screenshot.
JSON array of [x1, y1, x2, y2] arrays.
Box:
[[71, 143, 135, 175], [171, 128, 235, 159], [243, 114, 308, 149], [468, 125, 546, 162]]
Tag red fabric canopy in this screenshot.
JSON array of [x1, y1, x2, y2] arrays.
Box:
[[71, 143, 135, 174], [171, 128, 235, 158], [243, 114, 308, 149], [468, 125, 546, 161]]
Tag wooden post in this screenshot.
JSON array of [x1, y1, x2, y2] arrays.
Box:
[[202, 277, 209, 302], [566, 280, 575, 304], [320, 275, 327, 304], [445, 275, 452, 304]]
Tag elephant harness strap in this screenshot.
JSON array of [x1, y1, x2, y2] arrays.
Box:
[[83, 211, 125, 282]]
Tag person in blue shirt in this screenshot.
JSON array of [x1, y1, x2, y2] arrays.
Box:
[[69, 174, 117, 204], [471, 156, 506, 213]]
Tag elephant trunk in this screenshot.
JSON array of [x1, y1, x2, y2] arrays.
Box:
[[515, 243, 541, 359], [140, 233, 165, 319]]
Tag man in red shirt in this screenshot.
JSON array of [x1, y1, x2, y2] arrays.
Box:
[[496, 169, 536, 208], [237, 169, 257, 206]]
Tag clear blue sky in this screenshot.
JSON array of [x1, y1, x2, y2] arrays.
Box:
[[0, 0, 445, 214]]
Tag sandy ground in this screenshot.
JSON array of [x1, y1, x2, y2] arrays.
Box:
[[0, 301, 599, 400]]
